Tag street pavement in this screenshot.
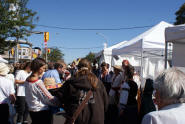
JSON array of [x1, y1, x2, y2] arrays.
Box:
[[54, 114, 66, 124], [14, 113, 66, 124]]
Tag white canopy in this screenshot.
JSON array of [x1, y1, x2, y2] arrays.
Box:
[[165, 24, 185, 70], [112, 21, 173, 56], [112, 21, 173, 79], [95, 41, 127, 66], [165, 24, 185, 43]]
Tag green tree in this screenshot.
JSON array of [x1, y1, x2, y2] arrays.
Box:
[[0, 0, 38, 54], [174, 3, 185, 25], [47, 47, 64, 62], [85, 52, 95, 63]]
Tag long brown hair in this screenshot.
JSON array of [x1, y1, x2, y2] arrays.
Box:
[[30, 58, 46, 73], [124, 65, 134, 82], [75, 58, 98, 89], [23, 61, 31, 70]]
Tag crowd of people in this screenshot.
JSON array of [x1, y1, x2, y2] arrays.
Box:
[[0, 57, 185, 124]]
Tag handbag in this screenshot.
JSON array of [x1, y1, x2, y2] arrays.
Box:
[[65, 90, 93, 124]]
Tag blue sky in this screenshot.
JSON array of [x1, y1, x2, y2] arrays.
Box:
[[27, 0, 184, 63]]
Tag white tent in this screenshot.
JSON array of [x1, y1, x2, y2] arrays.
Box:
[[112, 21, 173, 79], [165, 24, 185, 73], [95, 40, 127, 66]]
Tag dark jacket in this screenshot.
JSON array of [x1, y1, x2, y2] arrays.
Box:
[[127, 80, 138, 106], [69, 67, 77, 77], [55, 76, 109, 124], [139, 79, 156, 122]]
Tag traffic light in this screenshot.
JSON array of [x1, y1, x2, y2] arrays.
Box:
[[47, 48, 51, 54], [32, 53, 37, 59], [44, 32, 49, 42], [11, 48, 14, 56]]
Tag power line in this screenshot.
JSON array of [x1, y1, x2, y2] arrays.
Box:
[[35, 24, 154, 31], [50, 46, 102, 49]]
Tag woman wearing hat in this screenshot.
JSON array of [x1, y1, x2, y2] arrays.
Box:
[[0, 63, 16, 124], [105, 65, 123, 124], [109, 65, 123, 104]]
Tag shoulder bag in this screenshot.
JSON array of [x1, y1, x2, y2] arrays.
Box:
[[65, 90, 93, 124]]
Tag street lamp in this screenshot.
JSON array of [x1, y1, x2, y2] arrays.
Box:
[[96, 32, 108, 49], [29, 31, 44, 34], [29, 31, 45, 60]]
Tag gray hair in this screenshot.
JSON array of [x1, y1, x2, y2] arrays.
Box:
[[154, 67, 185, 103]]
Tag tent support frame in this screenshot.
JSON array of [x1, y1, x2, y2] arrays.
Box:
[[165, 41, 168, 69], [141, 40, 144, 84]]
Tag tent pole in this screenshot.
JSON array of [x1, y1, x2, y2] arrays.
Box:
[[110, 55, 113, 71], [111, 55, 113, 66], [165, 41, 168, 69], [141, 40, 144, 85]]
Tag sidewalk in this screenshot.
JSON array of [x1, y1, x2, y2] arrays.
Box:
[[14, 113, 65, 124]]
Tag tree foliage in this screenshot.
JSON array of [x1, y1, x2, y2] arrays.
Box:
[[174, 3, 185, 25], [85, 52, 96, 63], [47, 47, 64, 62], [0, 0, 38, 53]]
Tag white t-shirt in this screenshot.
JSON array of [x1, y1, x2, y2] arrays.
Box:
[[0, 76, 15, 104], [15, 70, 30, 96], [5, 74, 15, 83], [142, 103, 185, 124]]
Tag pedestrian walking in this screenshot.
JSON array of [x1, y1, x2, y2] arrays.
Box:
[[15, 62, 31, 124], [55, 58, 109, 124], [99, 62, 112, 94], [142, 68, 185, 124], [105, 65, 123, 124], [25, 58, 59, 124], [118, 65, 138, 124], [42, 62, 66, 84], [0, 63, 16, 124], [139, 78, 156, 123]]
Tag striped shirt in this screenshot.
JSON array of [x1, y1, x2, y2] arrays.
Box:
[[25, 79, 59, 112]]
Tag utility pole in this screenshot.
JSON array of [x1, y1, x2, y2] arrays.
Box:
[[44, 32, 49, 62], [14, 36, 19, 63], [45, 47, 47, 63]]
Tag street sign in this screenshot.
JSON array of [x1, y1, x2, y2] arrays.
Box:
[[44, 42, 47, 48]]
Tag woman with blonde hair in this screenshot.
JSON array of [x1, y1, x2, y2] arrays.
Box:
[[56, 58, 108, 124]]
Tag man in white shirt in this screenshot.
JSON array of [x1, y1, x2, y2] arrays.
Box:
[[0, 63, 16, 124], [142, 68, 185, 124], [15, 62, 31, 124]]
